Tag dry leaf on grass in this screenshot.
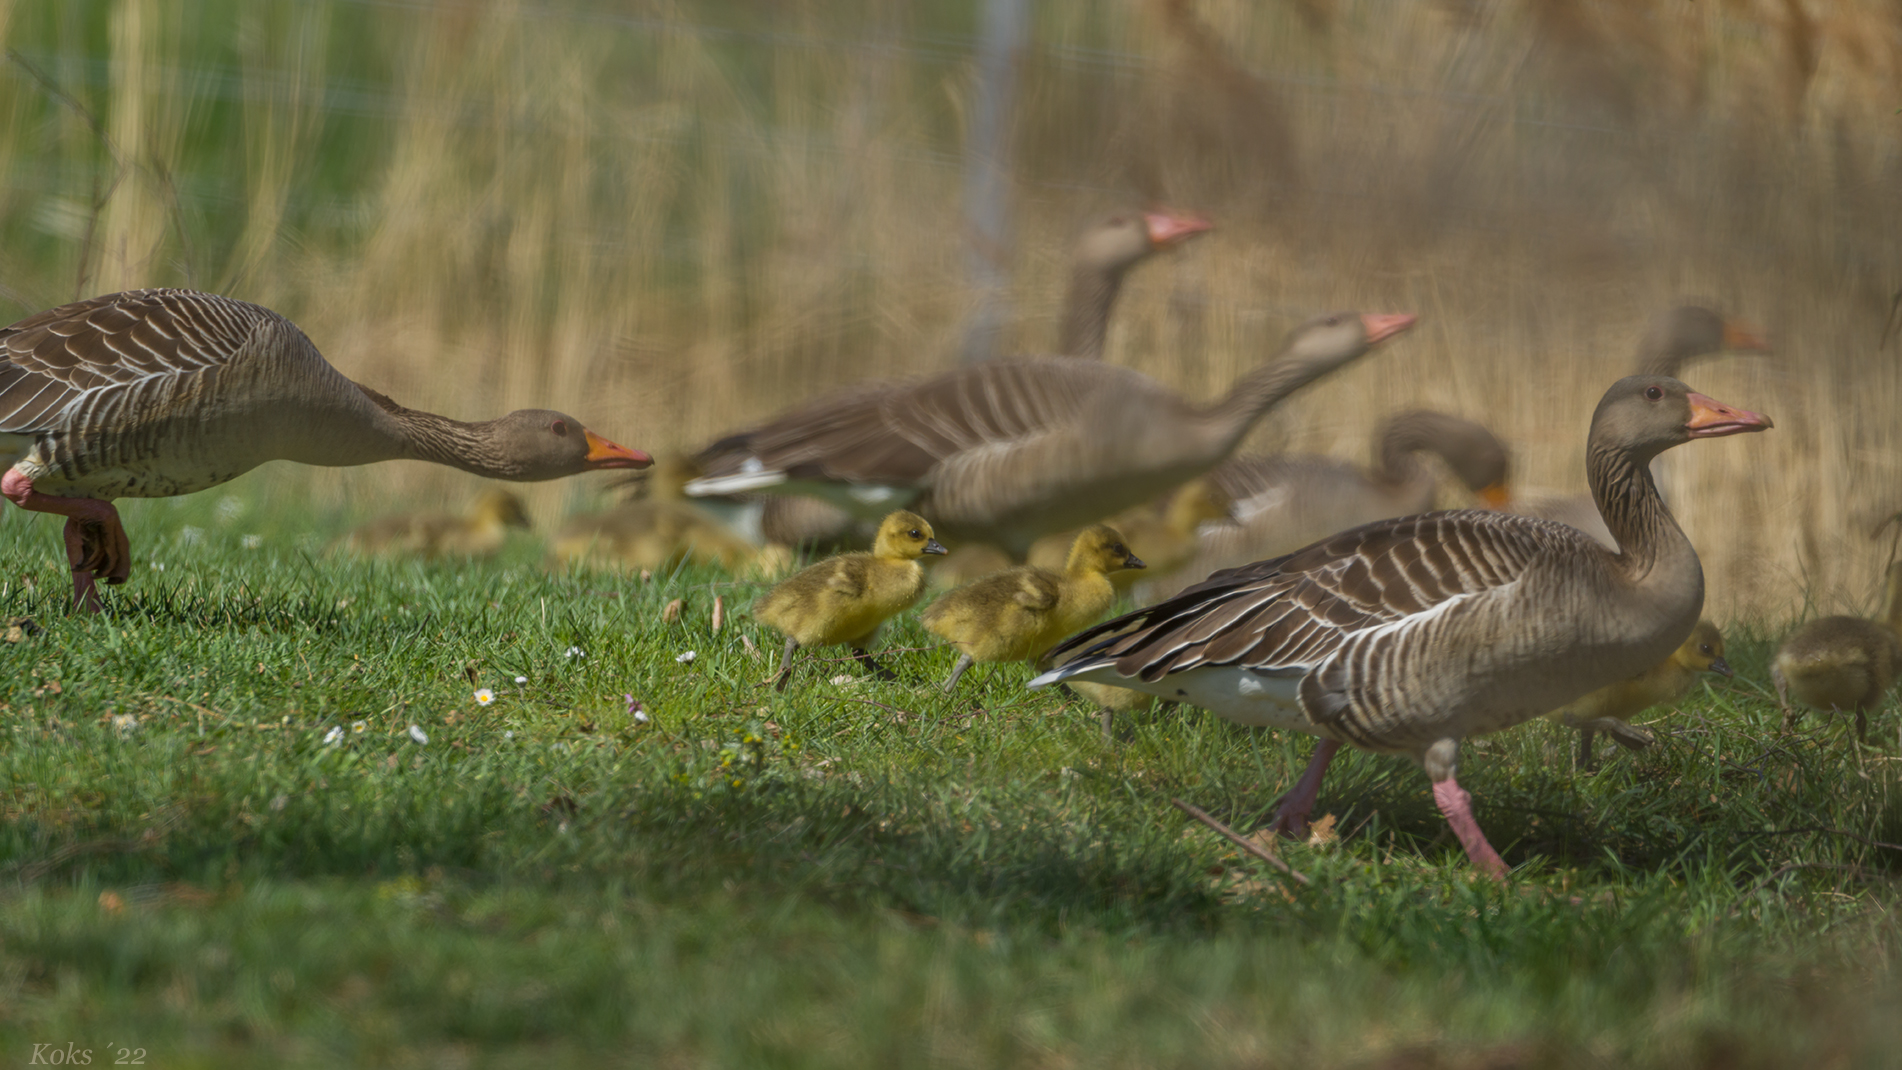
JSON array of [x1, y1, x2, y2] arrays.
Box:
[[1307, 813, 1339, 848]]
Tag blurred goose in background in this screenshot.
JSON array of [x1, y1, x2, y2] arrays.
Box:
[[1548, 619, 1731, 770], [550, 455, 783, 576], [1168, 411, 1510, 593], [691, 311, 1416, 557], [1513, 304, 1770, 547], [338, 488, 531, 559], [754, 510, 946, 690], [1025, 477, 1232, 590], [750, 207, 1211, 552], [1032, 376, 1772, 879], [1773, 561, 1902, 743], [0, 289, 649, 611], [923, 524, 1143, 692]]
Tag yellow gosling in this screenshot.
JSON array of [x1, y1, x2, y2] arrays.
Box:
[[1773, 561, 1902, 743], [754, 510, 947, 690], [1025, 480, 1230, 592], [549, 456, 777, 576], [337, 488, 530, 559], [1549, 620, 1731, 769], [923, 524, 1144, 693]]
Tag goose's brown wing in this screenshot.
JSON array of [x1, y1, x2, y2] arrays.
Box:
[[697, 358, 1147, 484], [1048, 509, 1583, 686], [0, 289, 267, 433]]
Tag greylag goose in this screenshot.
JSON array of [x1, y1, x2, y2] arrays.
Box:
[[1030, 376, 1771, 878], [1513, 304, 1769, 547], [1772, 561, 1902, 743], [744, 207, 1210, 552], [0, 289, 650, 610], [922, 524, 1143, 692], [754, 510, 947, 690], [550, 455, 784, 576], [338, 488, 531, 559], [1178, 411, 1511, 589], [1548, 619, 1730, 770], [689, 311, 1416, 557]]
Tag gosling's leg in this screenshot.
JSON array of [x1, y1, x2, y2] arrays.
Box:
[[1576, 728, 1596, 772], [1774, 666, 1798, 731], [774, 636, 798, 692], [1267, 738, 1341, 839], [940, 654, 974, 694], [852, 647, 900, 683], [1100, 707, 1114, 741]]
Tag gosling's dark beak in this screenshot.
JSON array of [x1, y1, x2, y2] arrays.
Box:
[[1709, 656, 1734, 678], [1123, 553, 1146, 570], [924, 539, 949, 556]]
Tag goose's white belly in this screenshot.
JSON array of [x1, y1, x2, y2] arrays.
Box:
[[1068, 663, 1323, 735]]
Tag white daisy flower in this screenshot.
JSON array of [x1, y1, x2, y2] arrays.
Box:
[[474, 689, 495, 706], [564, 647, 585, 659], [407, 724, 429, 745], [514, 676, 528, 685], [675, 650, 697, 664], [351, 720, 368, 734], [323, 726, 344, 746]]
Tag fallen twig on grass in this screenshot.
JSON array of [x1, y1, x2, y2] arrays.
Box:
[[1171, 798, 1309, 886]]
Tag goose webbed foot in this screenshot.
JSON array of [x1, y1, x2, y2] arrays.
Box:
[[4, 469, 127, 614], [1268, 738, 1341, 839]]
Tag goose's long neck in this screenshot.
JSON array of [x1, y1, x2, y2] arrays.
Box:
[[1371, 414, 1443, 487], [1197, 345, 1365, 455], [357, 388, 532, 480], [1586, 440, 1683, 579], [1057, 265, 1125, 360]]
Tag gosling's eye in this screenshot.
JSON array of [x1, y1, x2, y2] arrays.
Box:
[[1700, 644, 1713, 655], [1644, 386, 1663, 401], [1112, 544, 1127, 555], [551, 419, 569, 436], [908, 529, 922, 540]]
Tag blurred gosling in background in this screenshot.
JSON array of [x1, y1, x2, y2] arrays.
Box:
[[1774, 561, 1902, 743], [337, 488, 531, 559], [550, 456, 786, 577]]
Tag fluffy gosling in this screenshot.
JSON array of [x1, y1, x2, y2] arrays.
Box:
[[1026, 479, 1231, 592], [1773, 561, 1902, 743], [922, 524, 1144, 692], [337, 488, 530, 559], [754, 510, 947, 690], [1549, 620, 1731, 769], [550, 456, 777, 576]]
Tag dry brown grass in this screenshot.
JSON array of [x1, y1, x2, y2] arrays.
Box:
[[6, 0, 1902, 620]]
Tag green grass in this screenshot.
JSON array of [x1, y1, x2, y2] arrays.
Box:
[[2, 480, 1901, 1067]]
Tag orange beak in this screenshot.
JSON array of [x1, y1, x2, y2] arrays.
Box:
[[1478, 482, 1511, 509], [1684, 393, 1773, 438], [583, 429, 653, 469], [1359, 313, 1418, 345], [1143, 209, 1213, 248], [1721, 319, 1772, 352]]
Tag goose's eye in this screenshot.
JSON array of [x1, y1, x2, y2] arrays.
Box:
[[1644, 386, 1663, 401], [1325, 315, 1342, 327], [1108, 215, 1128, 226], [551, 419, 569, 436]]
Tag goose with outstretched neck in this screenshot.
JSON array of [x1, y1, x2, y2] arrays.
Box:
[[752, 207, 1209, 551], [0, 288, 650, 610], [1031, 376, 1771, 879], [691, 311, 1416, 557]]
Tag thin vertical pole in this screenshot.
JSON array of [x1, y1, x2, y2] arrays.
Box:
[[958, 0, 1028, 363]]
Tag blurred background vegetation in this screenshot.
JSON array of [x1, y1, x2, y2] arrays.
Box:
[[1, 0, 1897, 620]]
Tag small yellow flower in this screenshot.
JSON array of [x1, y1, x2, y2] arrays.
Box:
[[474, 689, 495, 706]]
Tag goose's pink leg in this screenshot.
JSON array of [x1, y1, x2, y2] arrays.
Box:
[[1431, 777, 1508, 880], [1269, 738, 1341, 838], [3, 468, 129, 613]]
